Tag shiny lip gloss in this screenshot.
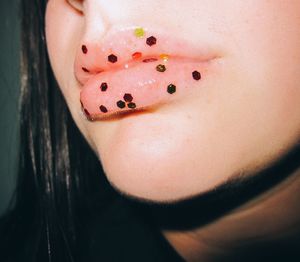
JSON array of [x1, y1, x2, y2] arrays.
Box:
[[74, 26, 220, 120]]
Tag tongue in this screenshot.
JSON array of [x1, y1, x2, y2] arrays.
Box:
[[80, 58, 202, 120]]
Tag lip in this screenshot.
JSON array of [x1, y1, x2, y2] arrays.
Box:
[[74, 26, 220, 120]]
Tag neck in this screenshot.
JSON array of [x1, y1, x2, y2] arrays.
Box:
[[162, 169, 300, 261]]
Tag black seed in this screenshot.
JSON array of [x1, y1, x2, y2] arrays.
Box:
[[192, 70, 201, 80], [127, 102, 136, 109], [100, 82, 108, 92], [123, 93, 133, 102], [82, 45, 88, 54], [146, 36, 157, 46], [117, 100, 126, 109], [156, 64, 166, 72], [167, 84, 176, 94], [99, 105, 108, 113], [82, 67, 90, 73], [108, 54, 118, 63]]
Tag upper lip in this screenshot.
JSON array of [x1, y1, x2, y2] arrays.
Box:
[[74, 25, 220, 86]]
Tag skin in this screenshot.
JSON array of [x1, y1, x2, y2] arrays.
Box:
[[45, 0, 300, 260]]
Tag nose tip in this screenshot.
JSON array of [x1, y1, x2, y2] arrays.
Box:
[[81, 0, 110, 39]]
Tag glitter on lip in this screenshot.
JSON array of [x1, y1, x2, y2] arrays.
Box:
[[75, 26, 220, 119], [192, 70, 201, 80], [156, 64, 166, 72], [79, 58, 211, 120], [82, 45, 88, 54], [146, 36, 157, 46], [117, 100, 126, 108], [127, 102, 136, 109], [123, 93, 133, 102], [75, 27, 218, 87], [100, 82, 108, 92], [167, 84, 176, 94], [100, 105, 108, 113], [108, 54, 118, 63], [159, 54, 169, 62], [134, 27, 145, 38], [132, 52, 142, 60]]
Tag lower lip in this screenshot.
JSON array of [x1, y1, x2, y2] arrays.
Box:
[[80, 57, 213, 120]]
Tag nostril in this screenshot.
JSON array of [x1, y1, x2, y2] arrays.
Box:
[[66, 0, 84, 14]]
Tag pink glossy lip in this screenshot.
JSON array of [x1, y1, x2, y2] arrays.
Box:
[[74, 26, 219, 120]]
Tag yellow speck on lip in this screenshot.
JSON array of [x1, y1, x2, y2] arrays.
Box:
[[134, 27, 145, 38], [159, 54, 169, 62]]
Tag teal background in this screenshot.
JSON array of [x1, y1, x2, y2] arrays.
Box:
[[0, 1, 20, 215]]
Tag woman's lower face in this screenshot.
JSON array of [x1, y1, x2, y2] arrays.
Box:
[[46, 0, 300, 202]]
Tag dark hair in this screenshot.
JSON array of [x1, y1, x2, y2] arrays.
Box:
[[0, 1, 115, 261]]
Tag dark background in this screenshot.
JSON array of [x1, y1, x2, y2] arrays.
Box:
[[0, 0, 20, 215]]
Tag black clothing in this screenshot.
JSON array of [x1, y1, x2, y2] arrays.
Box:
[[84, 195, 300, 262], [85, 196, 184, 262]]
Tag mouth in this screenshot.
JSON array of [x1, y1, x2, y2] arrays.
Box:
[[74, 26, 220, 121]]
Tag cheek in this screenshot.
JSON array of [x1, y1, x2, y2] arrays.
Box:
[[45, 0, 83, 96], [233, 5, 300, 128], [45, 1, 96, 149]]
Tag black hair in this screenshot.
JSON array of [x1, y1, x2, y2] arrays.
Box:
[[0, 0, 115, 261]]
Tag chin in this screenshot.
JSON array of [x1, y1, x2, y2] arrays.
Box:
[[96, 110, 236, 203]]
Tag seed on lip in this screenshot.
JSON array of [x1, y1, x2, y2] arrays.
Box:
[[108, 54, 118, 63], [117, 100, 126, 109], [192, 70, 201, 80], [146, 36, 157, 46], [123, 93, 133, 102], [142, 58, 158, 63], [132, 52, 142, 60], [127, 102, 136, 109], [156, 64, 166, 72], [82, 45, 88, 54], [99, 105, 108, 113], [100, 82, 108, 92], [82, 67, 90, 73], [167, 84, 176, 94], [134, 27, 145, 38]]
